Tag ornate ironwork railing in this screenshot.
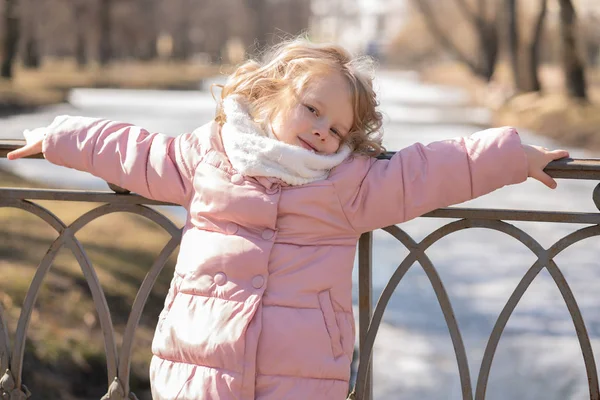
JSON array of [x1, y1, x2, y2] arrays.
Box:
[[1, 140, 600, 400]]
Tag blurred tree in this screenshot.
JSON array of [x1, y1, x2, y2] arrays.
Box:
[[22, 0, 41, 68], [269, 0, 310, 39], [528, 0, 548, 92], [172, 0, 192, 60], [581, 14, 600, 66], [247, 0, 268, 56], [1, 0, 20, 78], [411, 0, 499, 81], [0, 0, 311, 68], [73, 1, 88, 68], [558, 0, 587, 99], [138, 0, 158, 60], [283, 0, 310, 37], [506, 0, 547, 92], [203, 3, 229, 62], [98, 0, 112, 65], [22, 32, 40, 68], [506, 0, 521, 90]]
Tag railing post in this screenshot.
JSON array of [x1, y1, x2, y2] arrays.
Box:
[[358, 232, 373, 400]]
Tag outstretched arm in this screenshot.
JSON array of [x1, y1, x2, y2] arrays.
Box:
[[335, 127, 569, 234], [8, 115, 208, 206]]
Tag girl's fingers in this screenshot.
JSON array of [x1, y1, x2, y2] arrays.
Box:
[[7, 142, 41, 160], [7, 127, 47, 160], [549, 149, 569, 160], [533, 170, 557, 189]]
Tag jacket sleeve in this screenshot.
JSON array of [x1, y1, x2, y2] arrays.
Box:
[[42, 115, 206, 206], [337, 127, 529, 234]]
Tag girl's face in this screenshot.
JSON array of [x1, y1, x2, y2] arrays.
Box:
[[270, 73, 354, 155]]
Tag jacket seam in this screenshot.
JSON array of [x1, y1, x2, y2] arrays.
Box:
[[274, 240, 355, 247], [88, 119, 111, 174], [262, 303, 353, 315], [174, 289, 248, 303], [155, 355, 243, 375], [257, 373, 348, 383], [463, 139, 474, 198], [144, 133, 155, 198], [173, 365, 197, 399], [182, 138, 208, 210], [329, 180, 359, 236]]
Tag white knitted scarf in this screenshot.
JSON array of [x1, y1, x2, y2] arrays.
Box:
[[220, 96, 352, 186]]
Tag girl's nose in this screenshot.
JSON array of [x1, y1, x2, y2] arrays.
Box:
[[313, 121, 328, 141]]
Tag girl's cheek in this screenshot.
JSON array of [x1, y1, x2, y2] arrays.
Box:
[[294, 107, 306, 119]]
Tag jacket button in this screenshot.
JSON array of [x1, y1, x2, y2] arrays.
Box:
[[231, 174, 244, 185], [252, 275, 265, 289], [226, 223, 238, 234], [261, 229, 275, 240], [214, 272, 227, 286]]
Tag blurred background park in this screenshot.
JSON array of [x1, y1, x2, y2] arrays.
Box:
[[0, 0, 598, 147], [1, 1, 600, 399]]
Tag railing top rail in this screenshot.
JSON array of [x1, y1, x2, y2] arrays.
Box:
[[1, 188, 599, 224], [379, 151, 600, 180], [2, 140, 599, 180], [0, 187, 172, 205]]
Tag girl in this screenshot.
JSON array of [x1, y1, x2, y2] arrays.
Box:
[[8, 39, 568, 400]]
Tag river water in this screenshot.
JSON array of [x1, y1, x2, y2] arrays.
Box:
[[1, 71, 599, 399]]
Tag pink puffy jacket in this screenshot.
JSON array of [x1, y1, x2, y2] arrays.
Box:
[[42, 116, 528, 400]]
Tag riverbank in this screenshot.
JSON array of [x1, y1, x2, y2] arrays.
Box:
[[420, 63, 600, 151], [0, 166, 174, 399], [0, 60, 225, 116]]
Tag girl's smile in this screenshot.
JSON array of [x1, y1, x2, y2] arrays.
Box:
[[298, 136, 318, 152]]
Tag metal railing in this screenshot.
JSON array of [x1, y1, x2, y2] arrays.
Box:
[[1, 140, 600, 400]]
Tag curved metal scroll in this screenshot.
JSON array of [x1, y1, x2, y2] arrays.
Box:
[[475, 224, 600, 400], [0, 303, 10, 373], [354, 219, 600, 400], [0, 199, 181, 399]]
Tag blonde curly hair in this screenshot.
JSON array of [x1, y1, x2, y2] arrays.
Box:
[[213, 37, 385, 157]]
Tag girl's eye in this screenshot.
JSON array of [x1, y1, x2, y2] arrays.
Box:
[[306, 105, 318, 115], [330, 128, 340, 137]]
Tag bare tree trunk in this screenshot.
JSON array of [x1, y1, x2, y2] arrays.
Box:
[[98, 0, 112, 66], [529, 0, 548, 92], [411, 0, 500, 81], [506, 0, 521, 91], [454, 0, 498, 80], [22, 0, 40, 69], [410, 0, 486, 78], [585, 15, 600, 66], [286, 0, 311, 36], [478, 20, 498, 81], [173, 0, 191, 60], [558, 0, 587, 99], [23, 36, 40, 68], [73, 2, 88, 68], [247, 0, 269, 57], [1, 0, 20, 79], [140, 0, 158, 60]]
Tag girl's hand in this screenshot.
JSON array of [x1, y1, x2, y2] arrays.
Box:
[[6, 127, 46, 160], [522, 144, 569, 189]]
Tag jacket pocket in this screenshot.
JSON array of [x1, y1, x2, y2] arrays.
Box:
[[318, 290, 344, 358]]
